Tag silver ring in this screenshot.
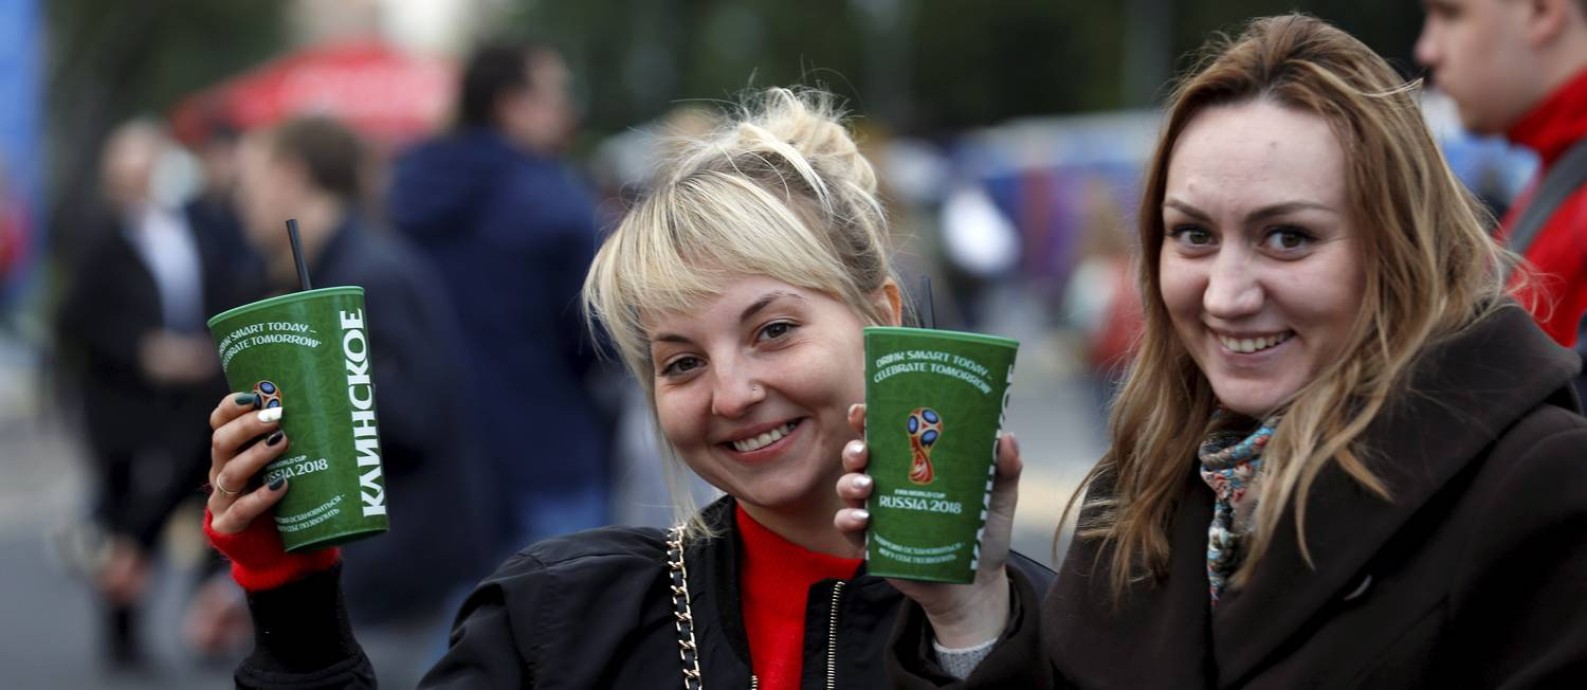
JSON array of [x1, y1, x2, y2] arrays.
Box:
[[214, 478, 240, 496]]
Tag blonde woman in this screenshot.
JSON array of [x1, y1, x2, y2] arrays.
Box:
[[201, 88, 1052, 689], [839, 15, 1587, 688]]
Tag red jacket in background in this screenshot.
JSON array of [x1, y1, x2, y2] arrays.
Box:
[[1502, 68, 1587, 348]]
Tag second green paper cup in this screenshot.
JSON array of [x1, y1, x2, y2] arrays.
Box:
[[864, 327, 1018, 583], [207, 286, 390, 552]]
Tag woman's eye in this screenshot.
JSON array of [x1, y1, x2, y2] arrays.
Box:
[[758, 321, 796, 342], [1168, 225, 1215, 247], [660, 356, 703, 377], [1264, 226, 1314, 252]]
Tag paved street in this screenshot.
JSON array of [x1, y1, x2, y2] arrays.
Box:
[[0, 295, 1108, 687]]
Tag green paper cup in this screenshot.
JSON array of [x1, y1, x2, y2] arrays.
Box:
[[863, 327, 1018, 583], [207, 287, 390, 552]]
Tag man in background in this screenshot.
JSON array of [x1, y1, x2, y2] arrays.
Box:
[[388, 41, 612, 555], [56, 120, 244, 669], [212, 115, 493, 685], [1418, 0, 1587, 400]]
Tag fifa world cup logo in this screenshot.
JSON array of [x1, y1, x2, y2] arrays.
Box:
[[905, 407, 943, 485], [254, 380, 283, 409]]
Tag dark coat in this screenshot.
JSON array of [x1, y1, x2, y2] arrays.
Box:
[[891, 305, 1587, 689], [57, 205, 250, 455], [56, 204, 253, 546], [299, 215, 496, 624], [387, 130, 610, 510], [236, 496, 1056, 688]]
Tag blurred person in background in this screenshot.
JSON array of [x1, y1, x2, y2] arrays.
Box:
[[937, 181, 1021, 330], [184, 119, 255, 283], [388, 40, 612, 555], [54, 119, 244, 670], [1418, 0, 1587, 400], [1061, 182, 1141, 434], [0, 165, 29, 319], [213, 114, 493, 686]]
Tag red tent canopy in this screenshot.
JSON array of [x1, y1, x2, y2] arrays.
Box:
[[172, 39, 455, 147]]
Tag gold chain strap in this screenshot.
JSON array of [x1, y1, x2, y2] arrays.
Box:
[[666, 525, 705, 690]]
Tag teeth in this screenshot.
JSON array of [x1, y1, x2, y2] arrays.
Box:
[[1218, 333, 1290, 354], [732, 422, 798, 452]]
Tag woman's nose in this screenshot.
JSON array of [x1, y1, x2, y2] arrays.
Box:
[[1203, 252, 1264, 319], [709, 361, 766, 419]]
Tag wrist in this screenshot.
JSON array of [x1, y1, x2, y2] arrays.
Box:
[[203, 508, 339, 591], [923, 567, 1011, 648]]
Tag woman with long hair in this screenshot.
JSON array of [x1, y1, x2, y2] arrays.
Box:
[[201, 88, 1050, 688], [840, 14, 1587, 687]]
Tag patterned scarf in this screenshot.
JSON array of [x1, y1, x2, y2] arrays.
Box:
[[1198, 413, 1280, 605]]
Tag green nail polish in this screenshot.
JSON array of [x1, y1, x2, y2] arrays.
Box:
[[234, 393, 259, 407], [268, 476, 286, 491]]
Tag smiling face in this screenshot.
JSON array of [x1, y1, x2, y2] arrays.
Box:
[[1158, 101, 1366, 418], [647, 275, 874, 515]]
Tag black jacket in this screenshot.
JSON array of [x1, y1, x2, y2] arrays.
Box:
[[239, 497, 1055, 688], [56, 205, 254, 546], [292, 215, 497, 624], [890, 305, 1587, 688], [57, 205, 251, 456]]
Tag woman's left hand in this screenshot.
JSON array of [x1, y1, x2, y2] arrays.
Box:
[[834, 403, 1022, 647]]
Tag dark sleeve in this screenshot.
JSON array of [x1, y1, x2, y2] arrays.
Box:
[[57, 238, 148, 373], [237, 564, 377, 689], [418, 553, 541, 688], [548, 190, 604, 378], [1450, 421, 1587, 685], [886, 566, 1061, 689], [360, 261, 462, 475]]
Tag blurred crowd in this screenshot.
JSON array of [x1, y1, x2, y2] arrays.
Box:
[[46, 41, 625, 684]]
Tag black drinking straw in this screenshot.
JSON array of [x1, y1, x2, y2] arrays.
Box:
[[917, 274, 937, 329], [285, 219, 312, 291]]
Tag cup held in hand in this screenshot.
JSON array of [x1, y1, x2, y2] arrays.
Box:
[[863, 327, 1017, 583], [207, 287, 389, 552]]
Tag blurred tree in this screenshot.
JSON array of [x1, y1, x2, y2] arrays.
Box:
[[502, 0, 1426, 142], [44, 0, 283, 267], [1172, 1, 1427, 79]]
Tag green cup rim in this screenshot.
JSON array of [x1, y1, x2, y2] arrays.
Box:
[[863, 326, 1019, 350], [207, 286, 366, 329]]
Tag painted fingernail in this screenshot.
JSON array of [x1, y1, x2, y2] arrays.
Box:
[[844, 440, 865, 458], [1008, 432, 1020, 456], [848, 403, 861, 418], [233, 393, 258, 407], [853, 474, 873, 490], [257, 407, 282, 424], [268, 476, 286, 491], [853, 509, 870, 522], [266, 430, 285, 446]]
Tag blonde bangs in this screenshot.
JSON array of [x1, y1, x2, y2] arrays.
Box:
[[587, 164, 872, 396]]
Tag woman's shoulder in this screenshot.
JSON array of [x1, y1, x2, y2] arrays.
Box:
[[1483, 402, 1587, 497], [489, 525, 672, 582]]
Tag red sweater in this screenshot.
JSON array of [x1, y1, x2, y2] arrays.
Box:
[[1503, 67, 1587, 348], [735, 505, 862, 690]]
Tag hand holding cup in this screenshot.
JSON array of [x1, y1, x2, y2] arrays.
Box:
[[207, 392, 291, 535], [834, 403, 1022, 648]]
